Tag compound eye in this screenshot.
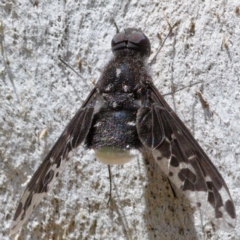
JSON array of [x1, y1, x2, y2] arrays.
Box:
[[128, 32, 151, 55], [111, 32, 127, 49]]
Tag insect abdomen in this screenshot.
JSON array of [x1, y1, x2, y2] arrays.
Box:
[[85, 109, 141, 150]]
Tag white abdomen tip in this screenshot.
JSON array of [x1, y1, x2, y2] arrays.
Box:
[[95, 147, 137, 165]]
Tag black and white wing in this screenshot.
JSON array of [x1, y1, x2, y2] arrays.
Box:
[[10, 89, 97, 235], [137, 84, 236, 231]]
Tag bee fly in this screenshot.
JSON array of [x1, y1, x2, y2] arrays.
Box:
[[10, 28, 236, 234]]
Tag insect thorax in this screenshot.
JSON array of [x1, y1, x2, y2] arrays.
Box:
[[84, 54, 147, 164]]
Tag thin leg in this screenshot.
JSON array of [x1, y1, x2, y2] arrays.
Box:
[[167, 178, 177, 198], [150, 21, 180, 65], [107, 165, 112, 204]]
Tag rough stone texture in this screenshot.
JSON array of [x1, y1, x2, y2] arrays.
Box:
[[0, 0, 239, 239]]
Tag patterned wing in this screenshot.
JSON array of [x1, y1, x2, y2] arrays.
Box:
[[137, 84, 236, 231], [10, 89, 97, 235]]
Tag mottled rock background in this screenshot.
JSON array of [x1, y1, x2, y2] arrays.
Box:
[[1, 1, 239, 239]]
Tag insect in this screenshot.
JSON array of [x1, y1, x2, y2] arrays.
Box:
[[10, 28, 236, 234]]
